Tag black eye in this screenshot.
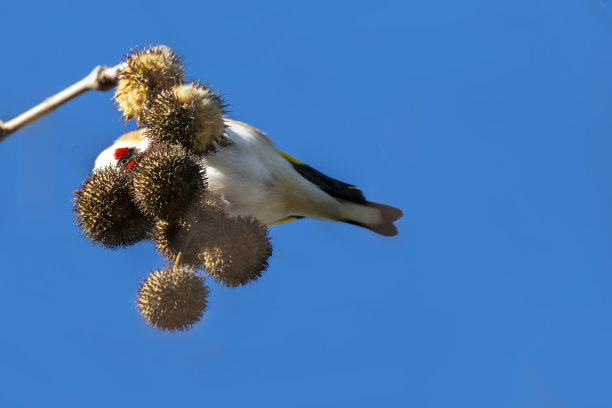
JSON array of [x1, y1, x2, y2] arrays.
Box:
[[118, 148, 137, 167]]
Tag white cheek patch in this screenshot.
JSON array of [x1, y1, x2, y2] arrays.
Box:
[[93, 145, 121, 171]]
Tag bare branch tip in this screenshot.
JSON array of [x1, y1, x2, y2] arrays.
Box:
[[92, 64, 123, 92]]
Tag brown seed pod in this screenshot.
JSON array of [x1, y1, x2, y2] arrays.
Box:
[[114, 45, 185, 122], [73, 166, 150, 248], [131, 145, 206, 222], [151, 218, 201, 266], [137, 265, 209, 332], [201, 215, 273, 287], [151, 198, 230, 268], [141, 82, 228, 154]]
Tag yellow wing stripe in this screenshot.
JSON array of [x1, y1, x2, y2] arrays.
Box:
[[267, 216, 301, 226], [278, 149, 305, 165]]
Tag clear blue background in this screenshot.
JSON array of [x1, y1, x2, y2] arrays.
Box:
[[1, 1, 611, 406]]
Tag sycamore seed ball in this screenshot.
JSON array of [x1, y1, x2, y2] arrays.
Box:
[[131, 145, 206, 222], [201, 216, 273, 287], [137, 265, 209, 332], [140, 87, 198, 152], [174, 83, 228, 151], [152, 199, 273, 285], [73, 167, 150, 248], [151, 199, 231, 268], [141, 83, 227, 154], [114, 46, 185, 122]]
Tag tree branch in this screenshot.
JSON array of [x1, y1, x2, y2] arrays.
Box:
[[0, 62, 125, 142]]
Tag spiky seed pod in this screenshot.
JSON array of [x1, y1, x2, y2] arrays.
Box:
[[131, 145, 206, 222], [175, 83, 228, 151], [201, 216, 273, 287], [73, 167, 150, 248], [141, 83, 228, 154], [137, 265, 209, 332], [151, 199, 230, 268], [151, 218, 201, 266], [140, 87, 199, 152], [151, 200, 272, 285], [114, 45, 185, 122]]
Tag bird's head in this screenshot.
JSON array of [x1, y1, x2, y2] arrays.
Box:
[[93, 132, 149, 171]]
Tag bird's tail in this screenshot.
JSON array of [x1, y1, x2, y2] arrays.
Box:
[[340, 200, 403, 237], [278, 149, 403, 236]]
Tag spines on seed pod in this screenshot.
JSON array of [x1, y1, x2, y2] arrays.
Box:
[[151, 196, 273, 286], [141, 82, 228, 154], [137, 265, 209, 332], [114, 45, 185, 122], [73, 166, 150, 248], [201, 215, 273, 287], [151, 198, 229, 268], [131, 144, 206, 222]]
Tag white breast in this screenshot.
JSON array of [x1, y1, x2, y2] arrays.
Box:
[[202, 121, 296, 223]]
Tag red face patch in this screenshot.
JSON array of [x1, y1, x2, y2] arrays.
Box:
[[113, 147, 130, 161], [125, 158, 139, 171]]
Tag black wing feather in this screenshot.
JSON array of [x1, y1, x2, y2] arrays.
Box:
[[288, 161, 367, 204]]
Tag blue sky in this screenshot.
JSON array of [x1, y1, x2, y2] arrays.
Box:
[[1, 0, 612, 406]]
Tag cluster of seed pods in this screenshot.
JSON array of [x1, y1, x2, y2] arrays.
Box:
[[73, 46, 272, 332]]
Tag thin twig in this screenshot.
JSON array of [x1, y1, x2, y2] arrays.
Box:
[[0, 62, 125, 142], [174, 251, 183, 268], [174, 223, 200, 269]]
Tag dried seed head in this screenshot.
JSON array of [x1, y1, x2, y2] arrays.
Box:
[[137, 265, 209, 332], [175, 83, 228, 150], [114, 45, 185, 122], [73, 167, 150, 248], [151, 218, 201, 266], [151, 199, 230, 268], [201, 216, 272, 287], [141, 83, 228, 154], [131, 145, 206, 221], [140, 87, 198, 151]]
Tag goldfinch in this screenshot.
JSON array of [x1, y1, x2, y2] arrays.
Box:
[[94, 119, 403, 236]]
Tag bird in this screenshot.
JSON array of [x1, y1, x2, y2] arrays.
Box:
[[93, 118, 403, 236]]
